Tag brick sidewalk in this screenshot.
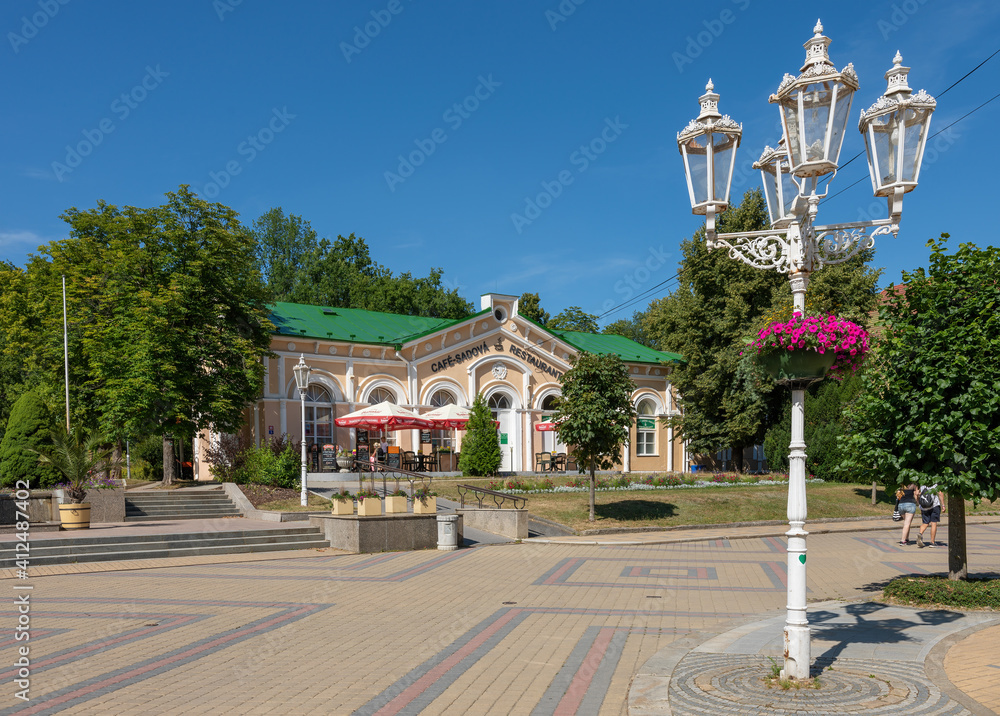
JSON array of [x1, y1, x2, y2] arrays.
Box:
[[0, 521, 996, 714]]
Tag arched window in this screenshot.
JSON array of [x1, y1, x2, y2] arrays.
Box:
[[636, 398, 656, 456], [540, 394, 565, 454], [488, 394, 511, 411], [304, 385, 333, 450], [429, 390, 456, 450], [368, 387, 396, 404]]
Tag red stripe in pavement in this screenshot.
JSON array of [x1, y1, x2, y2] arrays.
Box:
[[544, 559, 581, 585], [767, 561, 787, 588], [553, 627, 616, 715], [14, 606, 317, 716], [386, 552, 464, 580], [374, 609, 522, 716]]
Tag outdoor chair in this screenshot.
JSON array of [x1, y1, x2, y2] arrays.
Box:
[[403, 451, 418, 471], [535, 452, 552, 472], [552, 453, 567, 472]]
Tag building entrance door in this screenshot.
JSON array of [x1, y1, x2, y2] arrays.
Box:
[[489, 393, 515, 473]]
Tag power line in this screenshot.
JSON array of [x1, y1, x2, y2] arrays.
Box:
[[597, 272, 679, 319]]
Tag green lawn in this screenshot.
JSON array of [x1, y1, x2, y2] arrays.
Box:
[[432, 478, 999, 534]]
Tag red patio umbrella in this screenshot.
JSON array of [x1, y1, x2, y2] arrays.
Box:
[[534, 421, 558, 431], [335, 403, 433, 431]]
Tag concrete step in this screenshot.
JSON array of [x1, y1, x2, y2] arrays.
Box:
[[124, 491, 242, 522], [125, 504, 241, 513], [123, 512, 244, 522], [0, 527, 329, 567]]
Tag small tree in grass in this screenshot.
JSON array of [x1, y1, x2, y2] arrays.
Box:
[[0, 391, 62, 488], [459, 393, 502, 477], [553, 352, 637, 521], [842, 236, 1000, 580]]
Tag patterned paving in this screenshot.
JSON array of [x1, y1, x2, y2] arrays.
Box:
[[1, 522, 996, 714]]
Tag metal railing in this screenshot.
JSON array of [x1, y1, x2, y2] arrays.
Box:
[[349, 459, 433, 497], [456, 484, 526, 510]]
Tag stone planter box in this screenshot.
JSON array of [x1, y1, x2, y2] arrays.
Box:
[[331, 498, 354, 515], [456, 508, 529, 540], [412, 496, 437, 514], [357, 498, 382, 517], [310, 513, 463, 553], [83, 486, 126, 523], [0, 491, 60, 524], [437, 452, 458, 471], [384, 496, 407, 513]]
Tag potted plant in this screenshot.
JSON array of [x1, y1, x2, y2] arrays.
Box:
[[384, 489, 408, 513], [31, 425, 116, 530], [437, 446, 457, 472], [747, 312, 869, 384], [412, 486, 437, 514], [336, 449, 354, 472], [355, 489, 382, 516], [330, 488, 354, 515]]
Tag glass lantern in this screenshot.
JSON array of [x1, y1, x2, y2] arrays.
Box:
[[770, 20, 859, 178], [859, 51, 936, 213], [677, 80, 742, 221], [753, 140, 801, 228]]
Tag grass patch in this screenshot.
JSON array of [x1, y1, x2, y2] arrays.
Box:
[[883, 575, 1000, 610], [256, 494, 333, 512], [434, 478, 997, 533]]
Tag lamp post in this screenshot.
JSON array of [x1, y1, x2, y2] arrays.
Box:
[[676, 20, 935, 680], [293, 355, 312, 507]]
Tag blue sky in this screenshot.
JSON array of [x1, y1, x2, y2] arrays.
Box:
[[3, 1, 999, 325]]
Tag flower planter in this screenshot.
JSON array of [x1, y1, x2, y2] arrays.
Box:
[[331, 498, 354, 515], [336, 456, 353, 471], [438, 452, 458, 471], [412, 496, 437, 514], [384, 496, 407, 513], [759, 350, 835, 383], [59, 503, 91, 530], [357, 497, 382, 517]]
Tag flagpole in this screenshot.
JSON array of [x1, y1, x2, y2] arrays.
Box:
[[62, 275, 70, 431]]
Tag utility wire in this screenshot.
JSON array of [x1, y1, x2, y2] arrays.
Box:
[[597, 272, 679, 319]]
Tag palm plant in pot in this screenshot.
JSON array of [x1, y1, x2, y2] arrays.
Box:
[[747, 313, 869, 384], [31, 425, 117, 530]]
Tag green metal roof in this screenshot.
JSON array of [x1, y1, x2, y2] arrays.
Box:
[[270, 302, 461, 346], [551, 329, 684, 365], [270, 301, 683, 364]]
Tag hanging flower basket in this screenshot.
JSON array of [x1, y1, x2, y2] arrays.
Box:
[[747, 313, 869, 384]]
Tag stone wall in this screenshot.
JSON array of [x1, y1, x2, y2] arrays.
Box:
[[310, 513, 463, 553], [456, 507, 528, 540]]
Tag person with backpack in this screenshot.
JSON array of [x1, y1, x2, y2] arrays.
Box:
[[917, 484, 945, 548]]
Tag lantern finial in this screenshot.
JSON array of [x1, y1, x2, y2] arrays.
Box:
[[813, 19, 823, 35], [696, 79, 721, 121]]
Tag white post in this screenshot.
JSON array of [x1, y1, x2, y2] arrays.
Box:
[[300, 388, 308, 507], [62, 275, 70, 432], [783, 270, 811, 679]]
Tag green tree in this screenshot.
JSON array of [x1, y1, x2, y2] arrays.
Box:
[[553, 353, 636, 521], [518, 292, 549, 326], [31, 424, 116, 503], [458, 393, 503, 477], [842, 235, 1000, 580], [0, 391, 62, 488], [603, 311, 652, 347], [642, 189, 882, 469], [5, 186, 275, 483], [0, 261, 28, 441], [549, 306, 599, 334]]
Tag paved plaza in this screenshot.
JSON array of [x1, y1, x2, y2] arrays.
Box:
[[2, 520, 999, 715]]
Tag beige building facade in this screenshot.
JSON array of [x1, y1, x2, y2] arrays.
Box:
[[196, 293, 686, 478]]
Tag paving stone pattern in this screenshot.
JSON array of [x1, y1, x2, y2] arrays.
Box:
[[0, 521, 997, 714]]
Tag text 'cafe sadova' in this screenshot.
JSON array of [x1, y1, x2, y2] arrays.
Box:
[[193, 293, 687, 477]]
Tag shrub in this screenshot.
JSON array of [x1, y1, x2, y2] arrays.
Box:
[[459, 393, 502, 477], [0, 391, 62, 488], [883, 575, 1000, 610], [233, 438, 299, 489]]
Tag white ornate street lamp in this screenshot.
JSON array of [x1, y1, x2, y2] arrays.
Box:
[[676, 20, 935, 680], [293, 355, 312, 507]]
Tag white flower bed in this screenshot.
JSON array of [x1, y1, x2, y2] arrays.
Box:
[[494, 478, 825, 495]]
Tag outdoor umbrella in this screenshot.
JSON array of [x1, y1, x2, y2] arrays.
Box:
[[534, 421, 558, 431], [335, 403, 433, 431], [421, 403, 472, 428]]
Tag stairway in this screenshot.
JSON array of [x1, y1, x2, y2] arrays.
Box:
[[125, 489, 242, 521], [0, 526, 330, 568]]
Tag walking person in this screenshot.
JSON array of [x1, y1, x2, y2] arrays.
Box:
[[896, 483, 918, 545], [917, 484, 946, 548]]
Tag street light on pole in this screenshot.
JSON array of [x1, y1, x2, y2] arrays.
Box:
[[292, 355, 312, 507], [676, 20, 935, 680]]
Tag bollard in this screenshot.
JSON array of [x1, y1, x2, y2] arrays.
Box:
[[436, 514, 459, 551]]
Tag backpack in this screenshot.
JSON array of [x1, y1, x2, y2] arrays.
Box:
[[918, 491, 935, 510]]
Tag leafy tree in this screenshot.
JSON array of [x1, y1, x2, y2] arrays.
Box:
[[0, 391, 62, 488], [553, 353, 636, 521], [253, 208, 473, 319], [518, 292, 549, 326], [603, 311, 653, 347], [5, 186, 275, 484], [549, 306, 599, 334], [0, 261, 28, 441], [459, 393, 502, 477], [842, 235, 1000, 580], [643, 189, 882, 469], [763, 372, 864, 480]]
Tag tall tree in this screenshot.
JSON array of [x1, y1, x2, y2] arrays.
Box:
[[842, 235, 1000, 580], [0, 261, 28, 441], [554, 353, 636, 521], [5, 186, 275, 483], [0, 391, 61, 488], [518, 292, 549, 326], [602, 311, 652, 347], [549, 306, 599, 334]]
